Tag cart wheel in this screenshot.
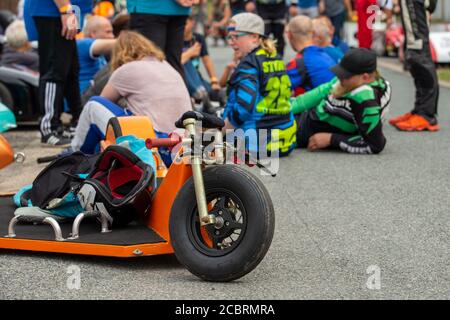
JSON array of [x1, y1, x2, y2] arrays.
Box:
[[170, 165, 275, 282]]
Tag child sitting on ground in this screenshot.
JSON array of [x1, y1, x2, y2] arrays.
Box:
[[223, 13, 296, 157], [291, 48, 391, 154]]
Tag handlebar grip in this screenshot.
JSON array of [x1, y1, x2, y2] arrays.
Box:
[[145, 135, 181, 149], [37, 155, 59, 164]]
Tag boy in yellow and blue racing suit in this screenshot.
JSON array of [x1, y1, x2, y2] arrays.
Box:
[[223, 12, 296, 158]]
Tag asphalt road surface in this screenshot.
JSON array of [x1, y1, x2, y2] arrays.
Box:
[[1, 44, 450, 300]]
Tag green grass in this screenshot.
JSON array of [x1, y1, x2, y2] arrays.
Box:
[[438, 69, 450, 83]]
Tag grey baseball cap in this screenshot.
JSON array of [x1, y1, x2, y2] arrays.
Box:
[[229, 12, 266, 37]]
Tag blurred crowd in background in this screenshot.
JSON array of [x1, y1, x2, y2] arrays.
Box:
[[0, 0, 442, 158]]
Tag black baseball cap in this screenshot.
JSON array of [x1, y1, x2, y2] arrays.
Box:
[[331, 48, 377, 79]]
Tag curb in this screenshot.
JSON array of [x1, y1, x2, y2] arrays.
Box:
[[378, 58, 450, 90]]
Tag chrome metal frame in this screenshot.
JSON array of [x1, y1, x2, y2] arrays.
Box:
[[5, 215, 65, 241], [183, 118, 216, 226], [68, 210, 111, 240]]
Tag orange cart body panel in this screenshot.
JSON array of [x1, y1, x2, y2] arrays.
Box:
[[0, 117, 192, 257], [101, 116, 168, 177], [147, 160, 192, 241], [0, 237, 174, 257], [0, 135, 14, 169]]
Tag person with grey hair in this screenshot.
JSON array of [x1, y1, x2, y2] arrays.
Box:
[[1, 19, 39, 71], [285, 15, 335, 96], [312, 17, 343, 63], [318, 0, 352, 45]]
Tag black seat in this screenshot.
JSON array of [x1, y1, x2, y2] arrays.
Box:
[[175, 111, 225, 129]]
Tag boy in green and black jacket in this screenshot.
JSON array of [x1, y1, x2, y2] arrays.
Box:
[[291, 48, 391, 154]]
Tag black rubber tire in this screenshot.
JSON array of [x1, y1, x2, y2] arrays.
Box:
[[169, 165, 275, 282], [0, 82, 13, 109]]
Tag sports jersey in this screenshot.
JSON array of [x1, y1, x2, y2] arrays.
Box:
[[224, 47, 296, 156], [77, 38, 107, 94], [291, 76, 391, 154], [286, 46, 336, 97], [323, 46, 344, 63]]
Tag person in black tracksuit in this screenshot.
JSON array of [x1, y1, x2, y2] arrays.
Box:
[[29, 0, 92, 146], [390, 0, 440, 131]]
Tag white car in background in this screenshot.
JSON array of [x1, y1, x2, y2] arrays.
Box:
[[429, 32, 450, 63]]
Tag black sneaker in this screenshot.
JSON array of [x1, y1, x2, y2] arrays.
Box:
[[41, 132, 71, 147], [62, 126, 76, 139], [202, 95, 220, 115], [56, 125, 76, 139]]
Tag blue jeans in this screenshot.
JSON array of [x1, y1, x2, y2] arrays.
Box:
[[330, 10, 347, 44], [183, 60, 211, 97]]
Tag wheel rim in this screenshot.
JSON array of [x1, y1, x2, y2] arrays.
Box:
[[188, 188, 247, 257]]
